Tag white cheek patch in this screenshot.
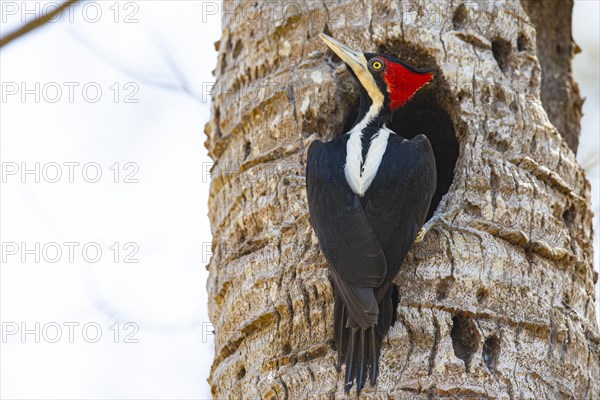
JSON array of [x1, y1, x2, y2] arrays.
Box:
[[344, 127, 391, 196], [345, 55, 384, 132], [355, 69, 384, 113]]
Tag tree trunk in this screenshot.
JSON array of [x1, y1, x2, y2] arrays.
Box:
[[205, 1, 599, 398]]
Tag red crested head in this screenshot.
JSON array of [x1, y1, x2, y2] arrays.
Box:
[[381, 57, 435, 110], [319, 33, 437, 117]]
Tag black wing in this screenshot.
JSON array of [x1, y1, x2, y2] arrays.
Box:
[[365, 133, 437, 298], [306, 139, 387, 328]]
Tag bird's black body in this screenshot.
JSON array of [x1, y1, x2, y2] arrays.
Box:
[[306, 34, 437, 394], [306, 120, 436, 392]]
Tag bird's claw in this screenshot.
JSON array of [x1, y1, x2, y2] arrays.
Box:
[[414, 213, 448, 244], [414, 227, 426, 244]]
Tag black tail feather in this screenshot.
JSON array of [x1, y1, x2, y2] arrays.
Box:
[[334, 286, 397, 395], [390, 285, 399, 327], [369, 327, 379, 385], [344, 329, 357, 393], [356, 329, 368, 394], [334, 299, 348, 370], [343, 326, 376, 395]]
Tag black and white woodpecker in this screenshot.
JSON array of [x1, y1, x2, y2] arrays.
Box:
[[306, 34, 438, 394]]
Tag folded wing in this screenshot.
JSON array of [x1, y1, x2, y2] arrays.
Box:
[[306, 139, 387, 328]]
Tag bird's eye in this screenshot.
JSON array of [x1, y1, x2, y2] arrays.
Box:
[[369, 58, 385, 72]]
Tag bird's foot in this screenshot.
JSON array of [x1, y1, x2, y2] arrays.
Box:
[[414, 227, 427, 244], [414, 214, 447, 244]]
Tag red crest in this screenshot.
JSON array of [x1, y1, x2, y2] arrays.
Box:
[[382, 58, 434, 110]]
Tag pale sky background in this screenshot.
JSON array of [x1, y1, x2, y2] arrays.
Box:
[[0, 1, 598, 399]]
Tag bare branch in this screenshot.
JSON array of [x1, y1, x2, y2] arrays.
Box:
[[0, 0, 81, 49]]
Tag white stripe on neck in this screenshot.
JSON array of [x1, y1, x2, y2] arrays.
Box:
[[349, 101, 382, 134], [344, 124, 392, 197], [346, 59, 385, 134], [343, 69, 387, 196]]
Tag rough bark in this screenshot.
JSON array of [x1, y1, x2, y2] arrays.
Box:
[[205, 1, 599, 398], [520, 0, 583, 152]]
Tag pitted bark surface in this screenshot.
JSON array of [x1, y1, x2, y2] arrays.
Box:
[[205, 1, 598, 398]]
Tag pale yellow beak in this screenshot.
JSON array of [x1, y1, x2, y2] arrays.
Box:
[[319, 33, 369, 75]]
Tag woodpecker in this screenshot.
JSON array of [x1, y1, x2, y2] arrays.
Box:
[[306, 34, 437, 394]]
